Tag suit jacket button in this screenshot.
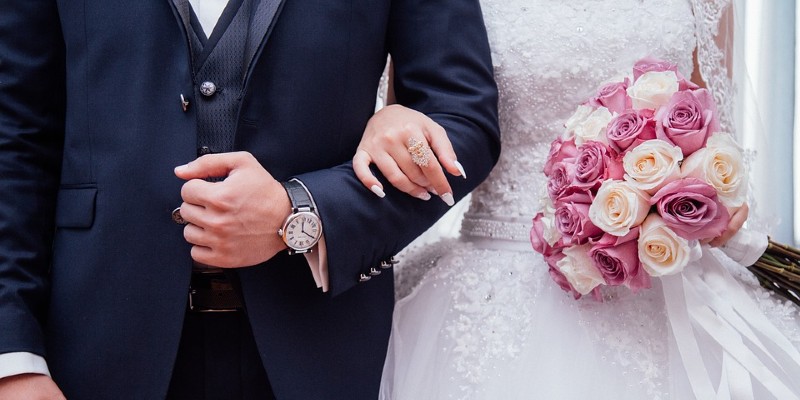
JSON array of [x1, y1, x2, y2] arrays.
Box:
[[199, 81, 217, 97], [358, 273, 371, 283], [380, 257, 398, 269], [369, 268, 381, 276], [172, 207, 187, 225]]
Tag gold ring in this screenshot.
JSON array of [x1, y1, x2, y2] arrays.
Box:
[[407, 137, 433, 167]]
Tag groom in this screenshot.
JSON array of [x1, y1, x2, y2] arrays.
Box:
[[0, 0, 499, 399]]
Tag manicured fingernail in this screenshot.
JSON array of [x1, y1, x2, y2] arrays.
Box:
[[427, 187, 438, 196], [454, 160, 467, 179], [174, 164, 188, 173], [416, 192, 432, 201], [440, 192, 455, 206], [370, 185, 386, 198]]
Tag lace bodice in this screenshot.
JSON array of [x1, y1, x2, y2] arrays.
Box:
[[461, 0, 697, 241]]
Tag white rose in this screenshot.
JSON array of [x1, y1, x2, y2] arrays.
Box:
[[557, 245, 605, 295], [638, 214, 698, 277], [627, 71, 679, 110], [681, 133, 748, 209], [574, 107, 613, 146], [540, 197, 561, 246], [588, 179, 650, 237], [623, 139, 683, 194], [563, 104, 594, 139]]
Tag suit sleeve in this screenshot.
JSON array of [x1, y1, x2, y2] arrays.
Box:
[[0, 1, 66, 356], [297, 0, 499, 297]]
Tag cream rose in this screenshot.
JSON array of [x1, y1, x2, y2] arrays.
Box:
[[588, 179, 651, 237], [627, 71, 679, 110], [540, 197, 562, 246], [574, 107, 613, 146], [557, 245, 605, 295], [638, 214, 696, 277], [563, 104, 594, 139], [623, 139, 683, 194], [681, 133, 748, 209]]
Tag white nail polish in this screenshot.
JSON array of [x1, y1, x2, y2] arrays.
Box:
[[416, 192, 432, 201], [440, 192, 455, 207], [454, 160, 467, 179], [370, 185, 386, 198]]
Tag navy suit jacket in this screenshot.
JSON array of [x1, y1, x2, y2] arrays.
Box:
[[0, 1, 499, 398]]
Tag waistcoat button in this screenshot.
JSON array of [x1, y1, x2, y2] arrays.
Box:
[[199, 81, 217, 97]]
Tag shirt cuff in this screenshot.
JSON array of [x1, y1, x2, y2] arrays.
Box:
[[0, 352, 50, 379], [303, 235, 329, 292]]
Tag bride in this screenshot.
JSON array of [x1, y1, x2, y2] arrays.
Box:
[[353, 0, 800, 399]]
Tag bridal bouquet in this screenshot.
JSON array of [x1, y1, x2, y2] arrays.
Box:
[[530, 57, 800, 303]]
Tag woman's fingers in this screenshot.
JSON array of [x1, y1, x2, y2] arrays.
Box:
[[353, 149, 386, 198], [403, 133, 454, 206], [352, 104, 462, 205], [423, 119, 465, 180], [374, 151, 432, 200], [709, 203, 750, 247]]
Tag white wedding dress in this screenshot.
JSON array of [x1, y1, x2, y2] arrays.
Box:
[[380, 1, 800, 399]]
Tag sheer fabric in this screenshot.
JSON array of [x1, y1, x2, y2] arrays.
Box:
[[381, 1, 800, 399]]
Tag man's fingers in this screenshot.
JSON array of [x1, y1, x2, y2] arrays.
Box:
[[183, 223, 210, 247], [180, 179, 217, 206], [175, 151, 253, 181], [176, 201, 206, 227], [190, 245, 217, 266], [353, 149, 385, 198]]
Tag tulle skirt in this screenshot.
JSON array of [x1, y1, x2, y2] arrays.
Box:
[[380, 238, 800, 400]]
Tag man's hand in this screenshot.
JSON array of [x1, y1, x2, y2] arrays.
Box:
[[0, 374, 65, 400], [175, 151, 290, 267]]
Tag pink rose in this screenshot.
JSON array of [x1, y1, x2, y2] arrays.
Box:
[[589, 229, 652, 292], [544, 138, 578, 176], [605, 109, 656, 154], [655, 89, 719, 156], [650, 178, 730, 240], [573, 141, 624, 191], [547, 161, 577, 201], [531, 213, 560, 256], [589, 80, 631, 114], [554, 192, 603, 245], [633, 57, 698, 91]]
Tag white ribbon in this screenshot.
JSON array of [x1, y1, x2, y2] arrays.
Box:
[[662, 246, 800, 399]]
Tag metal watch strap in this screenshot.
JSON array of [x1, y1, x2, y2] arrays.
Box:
[[282, 179, 316, 213]]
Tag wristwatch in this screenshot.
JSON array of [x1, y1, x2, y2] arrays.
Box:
[[278, 179, 323, 254]]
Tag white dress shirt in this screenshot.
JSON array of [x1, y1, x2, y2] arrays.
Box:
[[0, 0, 330, 381]]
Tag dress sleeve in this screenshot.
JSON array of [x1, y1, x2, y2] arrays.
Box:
[[691, 0, 736, 133]]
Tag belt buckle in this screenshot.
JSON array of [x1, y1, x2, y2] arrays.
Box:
[[187, 272, 243, 313], [188, 288, 241, 313]]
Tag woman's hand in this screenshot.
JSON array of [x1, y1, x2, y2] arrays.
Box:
[[353, 104, 466, 206], [706, 203, 749, 247]]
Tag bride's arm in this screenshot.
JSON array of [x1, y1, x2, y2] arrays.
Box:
[[692, 0, 748, 246]]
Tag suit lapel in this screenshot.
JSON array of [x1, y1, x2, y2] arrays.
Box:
[[168, 0, 286, 86], [168, 0, 199, 68], [243, 0, 286, 84]]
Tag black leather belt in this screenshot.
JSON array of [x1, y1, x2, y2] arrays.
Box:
[[188, 271, 244, 313]]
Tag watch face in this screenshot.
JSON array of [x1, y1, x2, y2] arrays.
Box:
[[282, 212, 322, 251]]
